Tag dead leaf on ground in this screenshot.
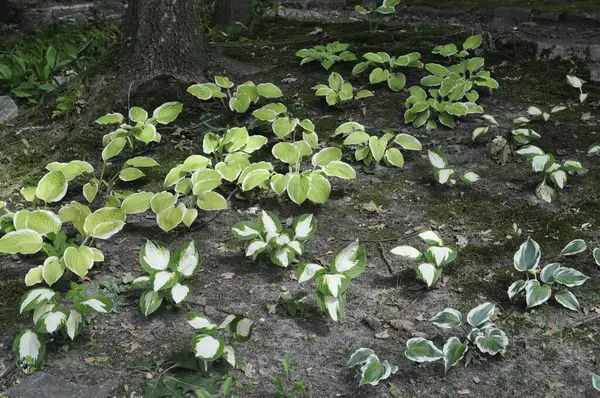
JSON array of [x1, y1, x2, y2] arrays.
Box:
[[361, 201, 382, 213], [457, 388, 471, 395], [244, 362, 256, 378], [375, 331, 390, 339], [84, 357, 95, 364], [505, 182, 523, 191], [221, 272, 235, 280], [390, 319, 414, 331], [581, 112, 592, 122], [456, 235, 469, 247]]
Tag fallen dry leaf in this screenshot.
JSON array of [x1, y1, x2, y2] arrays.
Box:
[[221, 272, 235, 280], [390, 319, 414, 331], [457, 388, 471, 395], [375, 331, 390, 339]]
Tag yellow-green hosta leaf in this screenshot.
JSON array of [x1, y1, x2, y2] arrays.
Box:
[[191, 169, 222, 185], [151, 191, 176, 214], [20, 186, 37, 202], [119, 167, 145, 182], [241, 169, 271, 191], [215, 162, 241, 182], [323, 161, 356, 179], [163, 165, 185, 188], [90, 247, 104, 262], [25, 210, 61, 236], [187, 83, 214, 100], [41, 256, 65, 286], [63, 246, 94, 277], [257, 83, 283, 98], [133, 123, 157, 144], [102, 137, 126, 162], [58, 202, 91, 235], [153, 102, 183, 124], [0, 229, 43, 254], [287, 174, 310, 205], [96, 112, 124, 125], [182, 155, 211, 172], [83, 207, 126, 239], [229, 93, 251, 113], [270, 173, 288, 195], [197, 192, 228, 211], [25, 265, 43, 287], [369, 68, 390, 84], [156, 203, 185, 232], [387, 72, 406, 91], [13, 210, 30, 230], [129, 106, 148, 123], [125, 156, 159, 168], [121, 191, 154, 214], [243, 135, 268, 154], [312, 147, 342, 167], [394, 134, 422, 151], [385, 148, 404, 167], [369, 136, 387, 162], [82, 181, 98, 203], [215, 76, 234, 88], [46, 162, 83, 181], [192, 179, 222, 196], [272, 117, 298, 138], [36, 170, 68, 203], [272, 142, 300, 164], [307, 173, 331, 204], [463, 34, 482, 50]]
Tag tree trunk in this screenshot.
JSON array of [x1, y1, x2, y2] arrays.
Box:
[[214, 0, 253, 32], [123, 0, 208, 83], [0, 0, 12, 23]]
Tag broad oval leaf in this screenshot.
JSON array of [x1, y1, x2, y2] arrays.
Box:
[[467, 302, 495, 327], [560, 239, 587, 256], [405, 338, 443, 363], [430, 308, 462, 329]]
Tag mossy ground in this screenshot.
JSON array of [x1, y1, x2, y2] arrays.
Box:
[[405, 0, 600, 13], [1, 12, 600, 398]]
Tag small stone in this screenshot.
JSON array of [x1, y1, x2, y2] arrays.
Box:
[[204, 305, 219, 317], [145, 372, 153, 380], [0, 96, 19, 122], [375, 330, 390, 339]]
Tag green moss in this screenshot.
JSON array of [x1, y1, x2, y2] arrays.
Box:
[[0, 279, 29, 333]]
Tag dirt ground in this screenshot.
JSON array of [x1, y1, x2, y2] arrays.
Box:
[[1, 10, 600, 398]]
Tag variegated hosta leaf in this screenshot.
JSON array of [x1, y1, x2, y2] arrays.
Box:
[[416, 263, 441, 287], [245, 240, 268, 260], [66, 310, 83, 340], [223, 345, 236, 367], [330, 240, 367, 279], [121, 192, 154, 214], [140, 240, 170, 273], [13, 329, 45, 373], [171, 283, 190, 304], [474, 327, 508, 355], [41, 256, 65, 286], [594, 374, 600, 391], [270, 246, 295, 267], [555, 289, 580, 312], [36, 170, 68, 203], [430, 308, 462, 329], [418, 230, 443, 246], [443, 337, 468, 372], [424, 246, 457, 267], [153, 271, 176, 292], [23, 210, 62, 236], [405, 338, 443, 363], [36, 309, 68, 334], [552, 266, 590, 287], [513, 237, 541, 272], [347, 348, 375, 368], [63, 246, 94, 278], [0, 229, 44, 254], [525, 280, 551, 308], [390, 245, 421, 260], [130, 276, 151, 290], [229, 316, 254, 342], [507, 279, 526, 300], [292, 214, 317, 241], [20, 288, 57, 313], [172, 241, 201, 277], [539, 263, 560, 284], [594, 248, 600, 266], [427, 149, 447, 169], [76, 296, 113, 314], [296, 262, 324, 283], [560, 239, 587, 256], [25, 266, 44, 287], [466, 302, 495, 327], [258, 210, 281, 237], [186, 312, 217, 334], [232, 221, 262, 241], [316, 292, 345, 322], [140, 290, 163, 316], [156, 203, 185, 232], [316, 273, 349, 298], [358, 356, 397, 386], [192, 334, 224, 361], [82, 207, 126, 239]]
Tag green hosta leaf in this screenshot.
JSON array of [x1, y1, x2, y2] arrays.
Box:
[[215, 162, 241, 182], [197, 192, 228, 211], [157, 203, 185, 232], [25, 266, 43, 287], [119, 167, 145, 182], [427, 149, 447, 169], [443, 337, 468, 372], [244, 135, 268, 153], [153, 102, 182, 124], [13, 329, 45, 373], [540, 263, 560, 284], [232, 221, 262, 240], [192, 334, 224, 361], [425, 246, 457, 266], [257, 83, 283, 98], [307, 173, 330, 204], [41, 256, 64, 286], [387, 72, 406, 91], [140, 290, 163, 316], [82, 182, 97, 203], [328, 72, 344, 92], [58, 202, 90, 235], [593, 375, 600, 391], [555, 289, 580, 312], [272, 142, 300, 164], [405, 338, 443, 363], [467, 302, 495, 327], [315, 292, 345, 322], [390, 245, 421, 260], [83, 207, 126, 239], [463, 35, 482, 50], [560, 239, 586, 256], [186, 313, 218, 333], [355, 89, 374, 99], [20, 186, 37, 202], [36, 170, 68, 203], [369, 68, 390, 84], [287, 174, 310, 205], [475, 327, 508, 355], [66, 310, 83, 340], [130, 276, 151, 290], [229, 94, 251, 113], [20, 288, 57, 313], [129, 107, 148, 123], [140, 240, 170, 272], [553, 267, 589, 287], [425, 63, 449, 76], [182, 155, 211, 173], [292, 214, 316, 240], [63, 246, 94, 278], [594, 248, 600, 266], [172, 241, 201, 277], [368, 136, 387, 162], [418, 230, 443, 246], [430, 308, 462, 329], [507, 279, 526, 300], [358, 357, 395, 386], [513, 237, 541, 272], [0, 229, 43, 254], [323, 161, 356, 179], [96, 113, 124, 125], [121, 192, 153, 214], [331, 240, 366, 279], [102, 137, 126, 162], [343, 132, 370, 146], [76, 296, 113, 315], [472, 126, 489, 141], [125, 157, 159, 168], [296, 262, 324, 283], [416, 263, 441, 287], [335, 122, 364, 136], [253, 108, 278, 121], [525, 280, 551, 308]]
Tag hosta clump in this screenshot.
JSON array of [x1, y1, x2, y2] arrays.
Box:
[[312, 72, 373, 106], [515, 145, 587, 203], [297, 240, 366, 321], [132, 240, 201, 316], [295, 42, 357, 70], [187, 76, 283, 113], [427, 148, 480, 185], [352, 51, 423, 92], [232, 211, 316, 267], [405, 302, 508, 371], [334, 121, 421, 167], [14, 282, 113, 373], [187, 312, 253, 368], [513, 105, 566, 124], [202, 126, 267, 164], [347, 348, 397, 386], [508, 237, 590, 311], [390, 229, 457, 287]]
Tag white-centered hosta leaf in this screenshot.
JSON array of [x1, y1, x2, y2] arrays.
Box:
[[140, 290, 163, 316], [78, 296, 112, 314], [130, 276, 151, 290], [430, 308, 462, 329], [171, 283, 190, 304], [66, 309, 83, 340], [141, 240, 170, 272], [223, 345, 236, 367], [292, 214, 316, 240], [0, 229, 43, 254], [525, 280, 551, 308], [425, 246, 457, 267], [443, 337, 468, 372], [405, 338, 443, 363], [13, 329, 45, 372], [390, 245, 421, 260], [186, 312, 217, 333], [296, 262, 324, 283], [246, 240, 268, 259], [20, 288, 57, 313], [316, 292, 345, 322], [560, 239, 586, 256], [316, 273, 348, 297], [428, 149, 447, 169], [331, 240, 366, 279], [38, 309, 68, 334], [594, 248, 600, 266], [467, 302, 495, 327], [153, 271, 175, 292], [416, 263, 441, 287], [513, 237, 541, 272], [192, 335, 224, 361], [173, 241, 201, 277], [418, 230, 443, 246], [347, 348, 375, 368], [231, 316, 254, 342], [231, 221, 262, 240], [258, 210, 281, 236]]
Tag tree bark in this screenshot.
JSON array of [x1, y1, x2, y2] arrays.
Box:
[[214, 0, 253, 32], [123, 0, 208, 83], [0, 0, 12, 23]]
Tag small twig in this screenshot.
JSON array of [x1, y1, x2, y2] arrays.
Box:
[[0, 362, 15, 380], [14, 125, 51, 135], [379, 242, 394, 274], [570, 313, 600, 328]]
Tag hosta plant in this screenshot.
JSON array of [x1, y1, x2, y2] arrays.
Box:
[[390, 229, 457, 287], [352, 51, 423, 92], [312, 72, 373, 106], [355, 0, 401, 31], [515, 145, 588, 203], [132, 240, 202, 316], [347, 348, 397, 386], [187, 77, 283, 113], [334, 121, 422, 167], [405, 302, 508, 371], [566, 75, 588, 103], [295, 42, 357, 70], [251, 103, 314, 140], [202, 126, 268, 164], [508, 237, 590, 311], [513, 105, 566, 124], [589, 141, 600, 157], [187, 312, 253, 369], [427, 148, 480, 185], [232, 211, 316, 267], [296, 240, 366, 321], [14, 282, 113, 373]]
